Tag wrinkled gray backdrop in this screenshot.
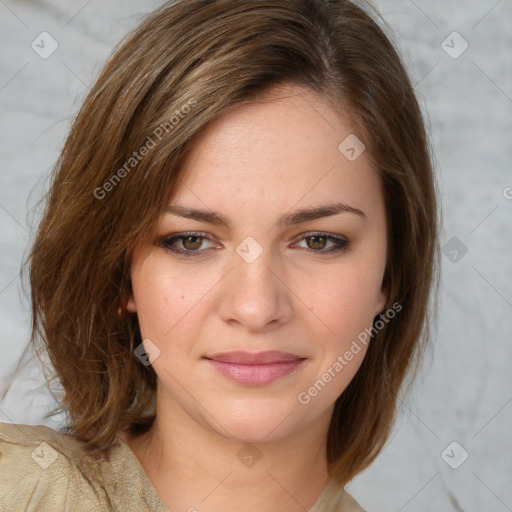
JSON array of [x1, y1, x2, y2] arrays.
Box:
[[1, 1, 511, 510]]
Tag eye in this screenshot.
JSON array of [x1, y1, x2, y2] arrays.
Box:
[[158, 231, 351, 259], [159, 232, 221, 257], [292, 232, 350, 254]]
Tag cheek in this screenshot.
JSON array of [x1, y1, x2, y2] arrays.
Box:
[[303, 264, 381, 338], [295, 269, 378, 407], [131, 259, 190, 338], [131, 256, 223, 353]]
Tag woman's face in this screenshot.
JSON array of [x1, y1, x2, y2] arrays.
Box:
[[127, 84, 388, 442]]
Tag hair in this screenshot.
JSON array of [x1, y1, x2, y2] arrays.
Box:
[[6, 0, 439, 486]]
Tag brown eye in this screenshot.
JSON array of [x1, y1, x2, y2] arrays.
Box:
[[306, 235, 327, 250], [294, 232, 351, 254], [182, 236, 203, 251], [159, 232, 220, 257]]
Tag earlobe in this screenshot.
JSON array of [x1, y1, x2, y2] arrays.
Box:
[[126, 294, 137, 313], [118, 293, 136, 316], [375, 286, 388, 316]]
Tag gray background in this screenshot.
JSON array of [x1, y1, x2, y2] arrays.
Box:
[[1, 1, 511, 510]]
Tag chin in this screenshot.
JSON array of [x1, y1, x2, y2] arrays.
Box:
[[202, 400, 310, 444]]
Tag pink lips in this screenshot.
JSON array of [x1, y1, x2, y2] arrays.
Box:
[[205, 350, 305, 386]]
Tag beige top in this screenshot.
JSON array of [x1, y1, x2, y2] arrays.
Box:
[[0, 421, 366, 512]]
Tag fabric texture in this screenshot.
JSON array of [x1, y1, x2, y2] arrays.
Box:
[[0, 421, 366, 511]]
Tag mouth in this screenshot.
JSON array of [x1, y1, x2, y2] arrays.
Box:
[[204, 350, 306, 386]]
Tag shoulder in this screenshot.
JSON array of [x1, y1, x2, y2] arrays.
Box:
[[341, 489, 367, 512], [0, 421, 169, 512], [0, 421, 110, 511], [310, 477, 367, 512]]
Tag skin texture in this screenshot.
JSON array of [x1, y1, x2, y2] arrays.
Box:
[[122, 83, 388, 512]]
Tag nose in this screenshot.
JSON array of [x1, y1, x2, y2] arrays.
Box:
[[217, 246, 294, 333]]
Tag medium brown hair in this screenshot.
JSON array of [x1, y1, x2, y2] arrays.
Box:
[[8, 0, 439, 485]]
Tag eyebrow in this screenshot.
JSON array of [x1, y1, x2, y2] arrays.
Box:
[[165, 202, 365, 228]]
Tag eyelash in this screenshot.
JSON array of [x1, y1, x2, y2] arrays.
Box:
[[158, 231, 351, 258]]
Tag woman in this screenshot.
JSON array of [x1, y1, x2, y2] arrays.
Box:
[[0, 0, 439, 510]]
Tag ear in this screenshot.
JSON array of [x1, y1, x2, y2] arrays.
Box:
[[375, 282, 388, 316], [126, 291, 137, 313]]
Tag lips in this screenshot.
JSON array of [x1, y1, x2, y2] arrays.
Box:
[[205, 351, 306, 386], [206, 350, 303, 364]]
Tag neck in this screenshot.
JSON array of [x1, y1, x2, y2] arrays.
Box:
[[123, 388, 333, 512]]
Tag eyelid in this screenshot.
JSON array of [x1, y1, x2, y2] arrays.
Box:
[[158, 230, 351, 259], [159, 231, 219, 247], [290, 231, 350, 252]]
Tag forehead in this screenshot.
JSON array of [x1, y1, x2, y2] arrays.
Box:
[[168, 84, 383, 224]]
